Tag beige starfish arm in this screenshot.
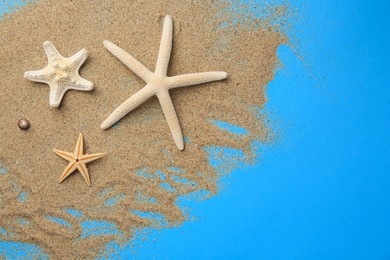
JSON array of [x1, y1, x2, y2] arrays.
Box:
[[70, 76, 94, 91], [43, 41, 62, 63], [53, 149, 75, 161], [155, 15, 173, 77], [49, 82, 67, 108], [157, 90, 184, 150], [66, 48, 88, 71], [58, 161, 78, 183], [79, 152, 107, 164], [100, 85, 156, 130], [24, 69, 52, 84], [74, 133, 84, 158], [77, 163, 91, 186], [103, 40, 153, 82], [167, 71, 228, 89]]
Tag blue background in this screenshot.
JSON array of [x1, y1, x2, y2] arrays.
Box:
[[1, 0, 389, 259]]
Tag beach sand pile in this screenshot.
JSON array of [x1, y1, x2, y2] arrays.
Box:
[[0, 0, 287, 257]]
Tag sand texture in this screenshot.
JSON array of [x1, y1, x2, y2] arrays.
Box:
[[0, 0, 286, 258]]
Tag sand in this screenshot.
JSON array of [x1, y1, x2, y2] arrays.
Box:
[[0, 0, 286, 258]]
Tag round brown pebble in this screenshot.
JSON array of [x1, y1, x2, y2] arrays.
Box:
[[18, 118, 30, 130]]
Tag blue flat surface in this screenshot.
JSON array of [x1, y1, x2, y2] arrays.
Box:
[[1, 0, 389, 259]]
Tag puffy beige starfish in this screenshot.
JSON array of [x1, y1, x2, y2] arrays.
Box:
[[53, 133, 106, 186], [24, 41, 94, 107], [101, 15, 228, 150]]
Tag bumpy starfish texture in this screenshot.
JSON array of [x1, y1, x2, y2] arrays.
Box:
[[101, 15, 228, 150], [53, 133, 106, 186], [24, 41, 94, 107]]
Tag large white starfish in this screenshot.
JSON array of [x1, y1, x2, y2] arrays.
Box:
[[101, 15, 227, 150], [24, 41, 94, 107]]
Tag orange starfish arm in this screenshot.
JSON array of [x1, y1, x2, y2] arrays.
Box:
[[74, 133, 84, 158], [77, 163, 91, 186], [58, 161, 77, 183], [79, 153, 107, 164], [53, 149, 74, 161]]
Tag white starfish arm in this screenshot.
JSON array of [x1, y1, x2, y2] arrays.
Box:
[[70, 76, 94, 91], [77, 163, 91, 186], [156, 90, 184, 150], [49, 82, 67, 108], [66, 48, 88, 71], [103, 40, 153, 82], [24, 69, 52, 84], [167, 71, 228, 89], [43, 41, 61, 63], [155, 15, 173, 77], [58, 161, 77, 183], [101, 85, 156, 130]]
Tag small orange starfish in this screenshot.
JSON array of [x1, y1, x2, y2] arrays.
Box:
[[53, 133, 106, 186]]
